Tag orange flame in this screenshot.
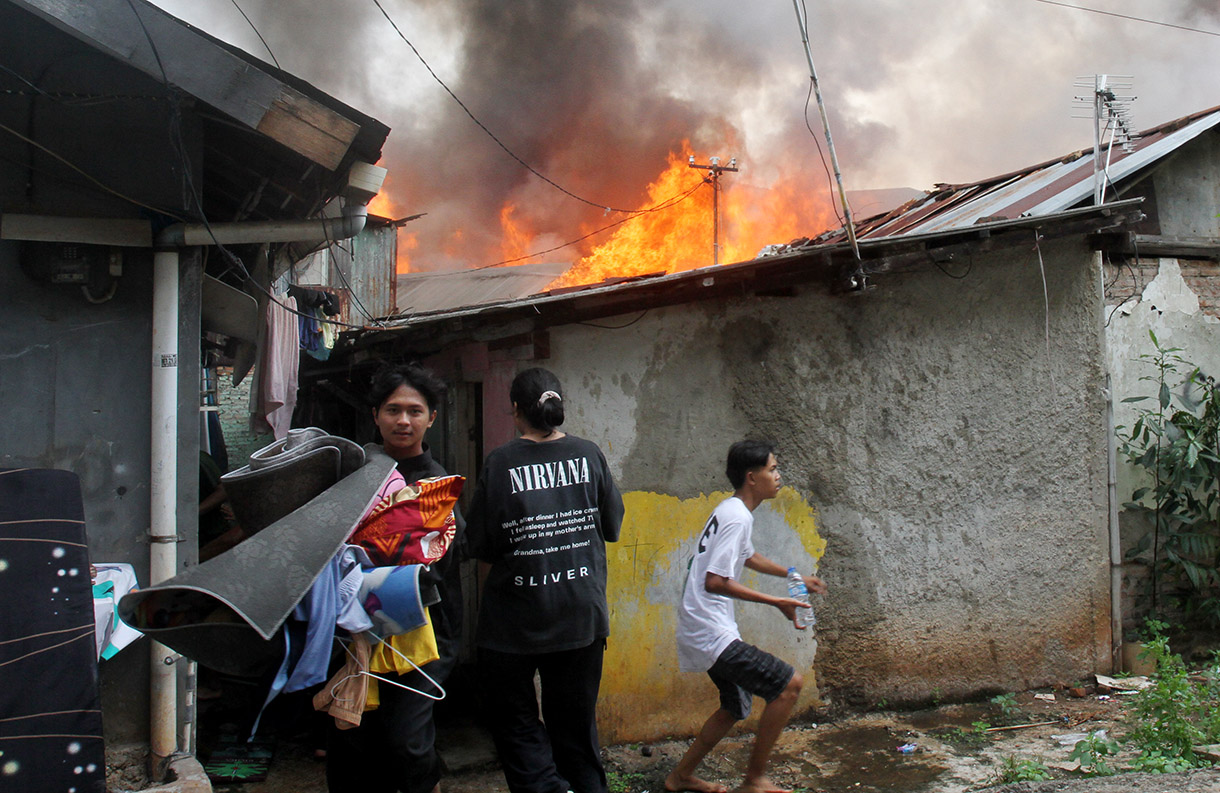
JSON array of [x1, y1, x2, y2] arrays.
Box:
[[548, 142, 837, 289], [367, 191, 396, 219], [500, 202, 535, 264], [397, 230, 418, 274]]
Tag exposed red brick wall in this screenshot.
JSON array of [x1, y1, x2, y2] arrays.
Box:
[[1103, 257, 1220, 318]]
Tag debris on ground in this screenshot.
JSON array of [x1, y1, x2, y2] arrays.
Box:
[[178, 687, 1220, 793]]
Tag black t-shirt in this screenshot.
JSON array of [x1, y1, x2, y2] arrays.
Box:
[[464, 435, 624, 653]]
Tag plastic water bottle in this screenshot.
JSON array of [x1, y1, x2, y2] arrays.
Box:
[[786, 567, 815, 629]]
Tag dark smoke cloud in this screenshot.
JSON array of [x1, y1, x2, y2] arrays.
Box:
[[387, 0, 780, 270], [150, 0, 1220, 270]]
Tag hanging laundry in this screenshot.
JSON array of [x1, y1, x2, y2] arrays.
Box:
[[320, 314, 339, 351], [251, 295, 299, 440]]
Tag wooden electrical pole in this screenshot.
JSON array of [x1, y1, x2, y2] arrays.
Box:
[[688, 155, 738, 265]]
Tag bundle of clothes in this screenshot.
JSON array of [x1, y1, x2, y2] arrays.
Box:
[[119, 428, 464, 735]]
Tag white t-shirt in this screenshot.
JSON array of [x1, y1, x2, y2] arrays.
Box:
[[675, 496, 755, 672]]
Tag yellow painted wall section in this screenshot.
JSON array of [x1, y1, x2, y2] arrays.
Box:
[[599, 488, 825, 743]]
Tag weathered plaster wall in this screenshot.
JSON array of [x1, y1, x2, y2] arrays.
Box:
[[0, 244, 201, 743], [535, 235, 1111, 741], [1105, 258, 1220, 632], [0, 15, 204, 742], [1151, 132, 1220, 239]]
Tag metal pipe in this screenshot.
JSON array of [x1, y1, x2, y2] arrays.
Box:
[[1106, 374, 1124, 670], [143, 200, 370, 776], [155, 205, 367, 247], [149, 250, 180, 780], [1099, 250, 1123, 672]]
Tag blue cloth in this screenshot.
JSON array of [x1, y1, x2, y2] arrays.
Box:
[[284, 554, 341, 693], [284, 546, 372, 694]]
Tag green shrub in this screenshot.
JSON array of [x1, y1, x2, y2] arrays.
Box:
[[1117, 332, 1220, 627], [992, 755, 1052, 783], [1128, 750, 1196, 774], [1068, 732, 1120, 776], [1124, 625, 1220, 768]]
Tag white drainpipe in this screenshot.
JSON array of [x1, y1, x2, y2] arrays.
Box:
[[1106, 372, 1123, 670], [1098, 253, 1123, 672], [149, 250, 180, 779], [145, 202, 370, 778]]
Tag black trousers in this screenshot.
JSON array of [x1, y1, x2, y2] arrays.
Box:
[[478, 640, 608, 793], [325, 655, 455, 793]]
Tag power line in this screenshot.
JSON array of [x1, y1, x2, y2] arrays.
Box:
[[230, 0, 281, 69], [472, 177, 708, 270], [368, 0, 702, 218], [1033, 0, 1220, 38], [0, 119, 185, 220], [123, 0, 371, 330]]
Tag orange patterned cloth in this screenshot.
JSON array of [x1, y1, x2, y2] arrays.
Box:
[[349, 475, 464, 567]]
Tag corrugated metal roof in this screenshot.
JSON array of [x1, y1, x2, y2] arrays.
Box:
[[395, 262, 571, 315], [345, 105, 1218, 340], [340, 199, 1144, 357], [799, 104, 1220, 247]]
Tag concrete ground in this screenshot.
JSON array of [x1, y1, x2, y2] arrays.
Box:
[[107, 683, 1220, 793]]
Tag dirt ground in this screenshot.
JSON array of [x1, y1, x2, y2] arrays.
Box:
[[157, 679, 1220, 793]]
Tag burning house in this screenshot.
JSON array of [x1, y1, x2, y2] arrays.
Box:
[[302, 103, 1220, 742]]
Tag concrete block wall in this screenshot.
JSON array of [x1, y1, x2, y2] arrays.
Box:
[[212, 366, 273, 471], [512, 236, 1112, 742]]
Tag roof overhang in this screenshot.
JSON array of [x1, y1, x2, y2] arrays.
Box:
[[333, 199, 1144, 362], [6, 0, 389, 226]]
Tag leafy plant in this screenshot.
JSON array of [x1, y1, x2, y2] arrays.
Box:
[[1116, 330, 1220, 626], [990, 692, 1020, 722], [606, 770, 647, 793], [1126, 631, 1220, 763], [991, 755, 1052, 783], [937, 721, 991, 750], [1128, 750, 1196, 774], [1068, 732, 1119, 776], [1139, 617, 1171, 642]]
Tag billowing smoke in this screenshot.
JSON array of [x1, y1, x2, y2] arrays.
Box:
[[152, 0, 1220, 272]]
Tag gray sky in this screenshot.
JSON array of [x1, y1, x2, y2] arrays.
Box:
[[149, 0, 1220, 272]]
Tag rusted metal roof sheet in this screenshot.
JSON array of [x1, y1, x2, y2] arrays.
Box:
[[395, 262, 570, 315], [345, 220, 398, 321], [338, 199, 1144, 358], [290, 215, 398, 323], [801, 105, 1220, 247]]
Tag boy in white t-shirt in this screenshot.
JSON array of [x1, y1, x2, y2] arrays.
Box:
[[667, 440, 826, 793]]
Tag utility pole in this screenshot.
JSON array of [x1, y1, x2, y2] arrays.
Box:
[[688, 155, 738, 265]]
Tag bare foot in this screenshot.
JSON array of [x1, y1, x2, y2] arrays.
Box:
[[665, 770, 729, 793], [732, 777, 790, 793]]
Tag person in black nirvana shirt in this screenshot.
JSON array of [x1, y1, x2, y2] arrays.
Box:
[[327, 362, 462, 793], [464, 367, 624, 793]]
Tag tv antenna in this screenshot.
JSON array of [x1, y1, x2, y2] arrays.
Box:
[[688, 155, 738, 266], [791, 0, 860, 264], [1074, 75, 1138, 205]]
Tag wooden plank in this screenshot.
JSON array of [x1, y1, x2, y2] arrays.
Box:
[[1093, 232, 1220, 260], [256, 86, 360, 171], [13, 0, 360, 170], [0, 213, 151, 246], [1133, 234, 1220, 260]]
